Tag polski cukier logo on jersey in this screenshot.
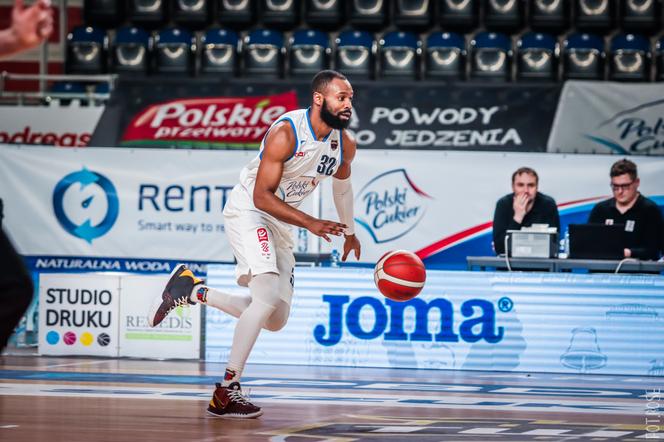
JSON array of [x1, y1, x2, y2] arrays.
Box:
[[355, 169, 432, 243], [52, 168, 120, 243]]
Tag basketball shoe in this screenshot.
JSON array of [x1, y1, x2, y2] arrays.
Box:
[[207, 382, 263, 418], [148, 264, 202, 327]]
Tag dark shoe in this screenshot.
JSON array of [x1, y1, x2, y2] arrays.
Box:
[[207, 382, 263, 419], [148, 264, 201, 327]]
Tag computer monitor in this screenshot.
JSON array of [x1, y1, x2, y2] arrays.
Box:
[[568, 223, 626, 260]]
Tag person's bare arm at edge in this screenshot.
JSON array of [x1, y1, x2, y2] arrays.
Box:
[[253, 122, 347, 243], [333, 130, 361, 261], [0, 0, 54, 59]]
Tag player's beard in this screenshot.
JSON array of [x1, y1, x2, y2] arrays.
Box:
[[320, 99, 351, 130]]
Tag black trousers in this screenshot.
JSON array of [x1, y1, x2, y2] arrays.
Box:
[[0, 229, 33, 351]]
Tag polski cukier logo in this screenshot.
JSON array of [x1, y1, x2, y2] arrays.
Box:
[[52, 168, 119, 243], [355, 168, 432, 244]]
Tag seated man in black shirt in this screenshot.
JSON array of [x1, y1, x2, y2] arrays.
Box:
[[492, 167, 560, 255], [588, 159, 663, 261]]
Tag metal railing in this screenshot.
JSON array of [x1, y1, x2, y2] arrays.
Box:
[[0, 72, 117, 105]]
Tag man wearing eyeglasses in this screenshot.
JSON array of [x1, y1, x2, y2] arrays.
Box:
[[588, 159, 664, 260]]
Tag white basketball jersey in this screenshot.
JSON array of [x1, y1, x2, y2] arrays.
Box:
[[231, 107, 344, 212]]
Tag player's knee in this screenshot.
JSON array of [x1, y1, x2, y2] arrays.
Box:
[[264, 316, 287, 332], [263, 302, 290, 331], [249, 272, 281, 307]]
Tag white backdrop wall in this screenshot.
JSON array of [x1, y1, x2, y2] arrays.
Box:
[[1, 145, 663, 270]]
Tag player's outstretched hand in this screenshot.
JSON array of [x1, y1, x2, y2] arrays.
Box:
[[307, 219, 347, 243], [342, 234, 361, 261]]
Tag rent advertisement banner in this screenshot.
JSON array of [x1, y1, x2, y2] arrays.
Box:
[[548, 81, 664, 155], [0, 146, 250, 265], [2, 146, 663, 270], [205, 265, 664, 376], [0, 104, 103, 147]]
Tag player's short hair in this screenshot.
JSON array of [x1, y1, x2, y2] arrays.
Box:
[[610, 159, 638, 180], [511, 167, 539, 185], [311, 70, 348, 95]]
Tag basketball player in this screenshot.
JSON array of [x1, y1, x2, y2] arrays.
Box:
[[148, 70, 361, 418]]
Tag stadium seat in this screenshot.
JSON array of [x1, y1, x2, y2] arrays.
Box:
[[153, 28, 196, 75], [289, 29, 330, 77], [563, 32, 605, 80], [335, 30, 375, 79], [379, 31, 420, 79], [656, 36, 664, 81], [66, 26, 108, 74], [528, 0, 568, 32], [127, 0, 168, 28], [261, 0, 300, 29], [111, 26, 151, 75], [516, 32, 558, 81], [349, 0, 388, 30], [218, 0, 255, 29], [470, 31, 512, 81], [173, 0, 212, 28], [243, 29, 285, 78], [424, 31, 466, 80], [305, 0, 344, 29], [484, 0, 524, 32], [573, 0, 613, 31], [609, 33, 651, 82], [49, 81, 88, 106], [621, 0, 659, 34], [83, 0, 123, 28], [394, 0, 432, 30], [438, 0, 479, 30], [200, 28, 239, 77]]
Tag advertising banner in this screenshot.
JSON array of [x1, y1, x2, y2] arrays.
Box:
[[39, 273, 120, 356], [205, 265, 664, 376], [103, 80, 559, 151], [0, 104, 103, 147], [119, 275, 201, 359], [348, 84, 560, 152], [120, 92, 299, 148], [548, 81, 664, 155], [0, 146, 252, 267], [317, 150, 664, 267], [2, 146, 663, 270]]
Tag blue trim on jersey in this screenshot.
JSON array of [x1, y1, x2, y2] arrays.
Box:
[[339, 129, 343, 165], [306, 107, 333, 141], [259, 117, 298, 160], [306, 108, 316, 140]]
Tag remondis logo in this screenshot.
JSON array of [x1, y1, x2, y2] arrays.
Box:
[[52, 168, 119, 243], [355, 168, 432, 243]]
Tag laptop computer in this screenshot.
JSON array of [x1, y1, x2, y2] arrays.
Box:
[[568, 223, 626, 260]]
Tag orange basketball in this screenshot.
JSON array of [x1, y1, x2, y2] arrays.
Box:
[[374, 250, 426, 302]]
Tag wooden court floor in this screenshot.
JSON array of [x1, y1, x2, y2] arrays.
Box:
[[1, 353, 662, 441]]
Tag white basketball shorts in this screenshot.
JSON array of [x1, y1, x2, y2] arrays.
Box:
[[223, 207, 295, 305]]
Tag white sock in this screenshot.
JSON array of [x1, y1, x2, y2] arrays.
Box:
[[225, 273, 280, 383], [189, 285, 251, 319]]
